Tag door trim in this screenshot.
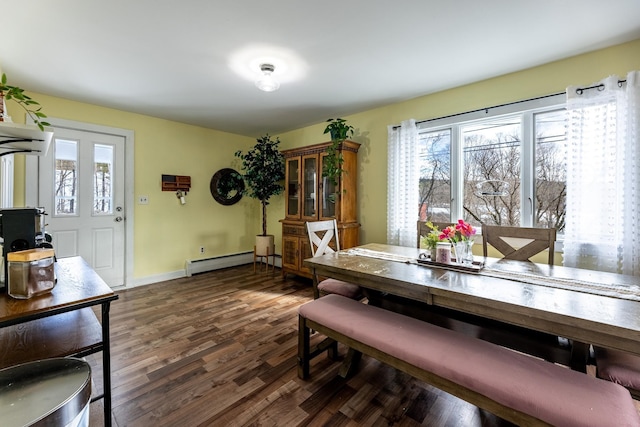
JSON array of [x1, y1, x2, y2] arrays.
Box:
[[25, 117, 134, 288]]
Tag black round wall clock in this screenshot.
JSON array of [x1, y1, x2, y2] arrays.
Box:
[[210, 168, 244, 206]]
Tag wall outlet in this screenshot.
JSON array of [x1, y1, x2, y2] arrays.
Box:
[[138, 195, 149, 204], [200, 246, 205, 254]]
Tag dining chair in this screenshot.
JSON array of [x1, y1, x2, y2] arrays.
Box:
[[306, 219, 362, 300], [479, 224, 576, 364], [481, 225, 556, 265]]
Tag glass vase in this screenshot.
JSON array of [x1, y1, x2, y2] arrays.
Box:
[[454, 240, 474, 265], [462, 240, 474, 265]]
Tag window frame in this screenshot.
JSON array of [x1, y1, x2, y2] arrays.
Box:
[[417, 94, 566, 230]]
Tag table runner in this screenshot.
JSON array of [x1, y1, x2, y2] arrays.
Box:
[[480, 268, 640, 302], [344, 247, 640, 301], [345, 247, 415, 263]]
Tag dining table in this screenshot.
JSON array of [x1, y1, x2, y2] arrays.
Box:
[[303, 243, 640, 361]]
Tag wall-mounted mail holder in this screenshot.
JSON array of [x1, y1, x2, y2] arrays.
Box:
[[161, 174, 191, 193]]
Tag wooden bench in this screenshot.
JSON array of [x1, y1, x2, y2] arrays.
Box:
[[298, 294, 640, 427]]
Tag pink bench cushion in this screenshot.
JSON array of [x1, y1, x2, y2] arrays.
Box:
[[317, 278, 362, 300], [596, 346, 640, 390], [300, 294, 640, 427]]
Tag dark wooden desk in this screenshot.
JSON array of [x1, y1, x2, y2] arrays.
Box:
[[0, 256, 118, 427], [304, 243, 640, 357]]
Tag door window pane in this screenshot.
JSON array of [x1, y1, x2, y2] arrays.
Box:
[[94, 144, 113, 215], [418, 130, 451, 221], [463, 116, 521, 226], [534, 110, 567, 232], [54, 139, 78, 215]]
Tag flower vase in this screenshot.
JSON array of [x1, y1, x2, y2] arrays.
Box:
[[462, 240, 474, 265], [454, 240, 474, 265], [453, 242, 465, 265]]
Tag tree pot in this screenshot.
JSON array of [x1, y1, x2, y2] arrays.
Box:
[[255, 235, 275, 256]]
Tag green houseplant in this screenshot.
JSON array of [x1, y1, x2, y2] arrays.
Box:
[[0, 73, 50, 131], [322, 118, 354, 189], [420, 221, 443, 259], [235, 134, 286, 255]]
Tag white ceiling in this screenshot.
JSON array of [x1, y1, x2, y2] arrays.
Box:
[[2, 0, 640, 137]]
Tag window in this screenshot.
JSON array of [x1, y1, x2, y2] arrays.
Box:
[[417, 96, 567, 233], [94, 144, 114, 215], [419, 129, 451, 222], [533, 110, 567, 231], [54, 139, 78, 215], [462, 116, 522, 226]]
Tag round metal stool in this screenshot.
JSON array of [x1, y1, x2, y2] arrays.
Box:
[[0, 358, 92, 427]]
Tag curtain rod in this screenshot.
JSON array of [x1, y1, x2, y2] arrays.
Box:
[[575, 79, 627, 95], [393, 79, 628, 130], [392, 92, 563, 130]]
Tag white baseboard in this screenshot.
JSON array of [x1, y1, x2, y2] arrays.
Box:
[[121, 252, 282, 289], [126, 269, 185, 289], [185, 252, 254, 276]]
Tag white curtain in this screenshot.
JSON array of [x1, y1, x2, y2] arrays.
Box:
[[387, 119, 419, 246], [564, 71, 640, 275]]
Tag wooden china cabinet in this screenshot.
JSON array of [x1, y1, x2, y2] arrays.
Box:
[[280, 140, 360, 278]]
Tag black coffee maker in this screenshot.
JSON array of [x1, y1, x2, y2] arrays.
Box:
[[0, 207, 51, 291]]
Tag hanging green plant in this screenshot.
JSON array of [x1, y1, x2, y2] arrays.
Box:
[[0, 73, 50, 131], [323, 118, 354, 142], [322, 118, 354, 188]]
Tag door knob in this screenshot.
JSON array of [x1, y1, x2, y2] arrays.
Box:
[[114, 216, 123, 222]]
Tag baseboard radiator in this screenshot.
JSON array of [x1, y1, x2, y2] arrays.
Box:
[[185, 252, 254, 276]]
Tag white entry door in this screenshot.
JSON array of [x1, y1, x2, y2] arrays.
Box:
[[38, 128, 126, 287]]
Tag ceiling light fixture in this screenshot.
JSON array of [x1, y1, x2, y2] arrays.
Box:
[[255, 63, 280, 92]]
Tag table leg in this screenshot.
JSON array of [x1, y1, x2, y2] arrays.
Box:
[[101, 302, 113, 427], [311, 269, 320, 300], [570, 340, 589, 373]]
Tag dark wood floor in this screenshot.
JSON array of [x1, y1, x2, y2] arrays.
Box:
[[83, 264, 591, 426]]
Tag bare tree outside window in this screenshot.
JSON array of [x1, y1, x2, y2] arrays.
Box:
[[462, 118, 521, 226], [93, 144, 114, 215], [417, 109, 567, 232], [55, 159, 77, 214], [534, 110, 567, 232], [418, 130, 450, 222], [54, 139, 78, 215], [94, 162, 112, 213]]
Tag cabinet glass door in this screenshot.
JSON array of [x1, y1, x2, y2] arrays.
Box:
[[302, 155, 317, 219], [319, 153, 337, 219], [286, 158, 300, 218]]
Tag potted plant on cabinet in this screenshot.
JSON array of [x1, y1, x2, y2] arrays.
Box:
[[235, 134, 286, 257], [322, 118, 354, 199], [0, 73, 50, 131]]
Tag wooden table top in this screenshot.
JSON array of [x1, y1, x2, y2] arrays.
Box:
[[303, 243, 640, 355], [0, 256, 118, 327]]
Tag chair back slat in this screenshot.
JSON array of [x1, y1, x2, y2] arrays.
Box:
[[306, 219, 340, 256], [482, 225, 556, 265]]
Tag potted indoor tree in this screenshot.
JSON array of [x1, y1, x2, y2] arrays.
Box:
[[235, 134, 286, 257], [322, 118, 354, 193]]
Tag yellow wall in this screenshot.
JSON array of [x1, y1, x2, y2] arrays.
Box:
[[278, 38, 640, 249], [4, 38, 640, 281], [5, 94, 258, 278]]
